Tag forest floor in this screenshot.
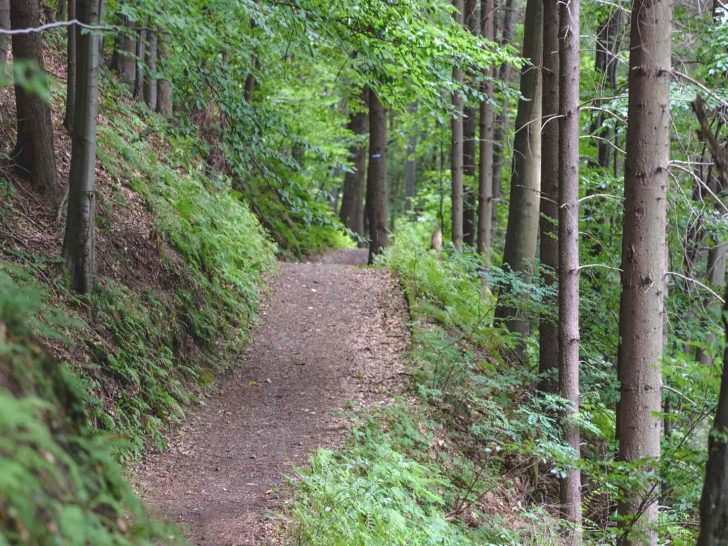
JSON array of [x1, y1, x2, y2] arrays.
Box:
[[135, 248, 410, 545]]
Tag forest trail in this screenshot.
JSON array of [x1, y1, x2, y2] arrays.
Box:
[[136, 249, 409, 545]]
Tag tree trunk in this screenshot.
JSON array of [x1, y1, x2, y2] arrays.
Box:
[[340, 88, 368, 236], [0, 0, 10, 69], [494, 0, 543, 345], [558, 0, 581, 541], [55, 0, 66, 20], [156, 31, 173, 117], [133, 28, 145, 100], [697, 243, 727, 366], [366, 89, 389, 264], [462, 0, 478, 246], [491, 0, 514, 235], [62, 0, 101, 294], [143, 29, 158, 110], [593, 9, 623, 169], [696, 95, 728, 546], [63, 0, 76, 132], [477, 0, 494, 255], [616, 0, 671, 543], [404, 128, 417, 215], [111, 15, 136, 85], [538, 0, 559, 393], [10, 0, 58, 207], [451, 0, 465, 250]]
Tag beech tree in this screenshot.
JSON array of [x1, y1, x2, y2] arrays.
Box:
[[616, 0, 672, 543], [476, 0, 494, 255], [63, 0, 103, 293], [494, 0, 542, 343], [0, 0, 9, 68], [461, 0, 478, 246], [451, 0, 465, 249], [10, 0, 58, 207], [340, 87, 368, 236], [366, 88, 388, 264], [63, 0, 76, 132]]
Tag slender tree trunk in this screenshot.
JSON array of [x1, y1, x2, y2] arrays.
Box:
[[143, 29, 157, 110], [491, 0, 514, 235], [404, 125, 417, 216], [494, 0, 543, 345], [156, 31, 173, 117], [0, 0, 10, 69], [616, 0, 671, 543], [243, 0, 260, 102], [593, 10, 622, 169], [133, 28, 145, 100], [451, 0, 465, 249], [538, 0, 559, 393], [462, 0, 478, 246], [696, 95, 728, 546], [366, 89, 389, 264], [55, 0, 66, 21], [63, 0, 76, 132], [697, 243, 727, 366], [62, 0, 101, 294], [111, 15, 135, 85], [558, 1, 581, 541], [477, 0, 494, 255], [10, 0, 58, 207], [340, 88, 368, 236]]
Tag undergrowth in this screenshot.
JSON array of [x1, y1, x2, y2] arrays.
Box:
[[284, 225, 566, 545]]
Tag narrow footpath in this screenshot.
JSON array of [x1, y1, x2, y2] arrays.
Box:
[[136, 249, 409, 545]]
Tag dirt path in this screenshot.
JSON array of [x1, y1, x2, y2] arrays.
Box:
[[136, 249, 409, 545]]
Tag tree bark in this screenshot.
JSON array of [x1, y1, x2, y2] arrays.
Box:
[[477, 0, 494, 255], [366, 89, 389, 264], [616, 1, 671, 543], [133, 28, 145, 100], [404, 124, 417, 216], [340, 88, 368, 236], [494, 0, 543, 345], [156, 31, 173, 117], [143, 29, 158, 110], [111, 14, 136, 85], [491, 0, 514, 235], [0, 0, 10, 69], [62, 0, 101, 294], [696, 95, 728, 546], [593, 9, 623, 169], [538, 0, 559, 393], [462, 0, 478, 246], [451, 0, 465, 250], [558, 1, 581, 541], [10, 0, 58, 207], [63, 0, 76, 132]]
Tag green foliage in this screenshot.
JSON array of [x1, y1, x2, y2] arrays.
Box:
[[0, 272, 178, 546]]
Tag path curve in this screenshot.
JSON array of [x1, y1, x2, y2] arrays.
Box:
[[136, 249, 409, 545]]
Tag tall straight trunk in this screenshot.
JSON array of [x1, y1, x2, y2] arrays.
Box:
[[156, 31, 173, 117], [0, 0, 9, 69], [696, 96, 728, 546], [616, 0, 671, 543], [111, 15, 135, 85], [593, 10, 623, 169], [538, 0, 559, 393], [340, 88, 369, 236], [143, 29, 158, 110], [462, 0, 478, 246], [10, 0, 58, 207], [451, 0, 465, 249], [697, 243, 727, 366], [477, 0, 494, 255], [366, 89, 389, 264], [55, 0, 66, 21], [558, 0, 581, 541], [133, 29, 145, 100], [243, 0, 260, 102], [63, 0, 76, 132], [62, 0, 101, 294], [491, 0, 514, 234], [494, 0, 543, 344], [404, 133, 417, 215]]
